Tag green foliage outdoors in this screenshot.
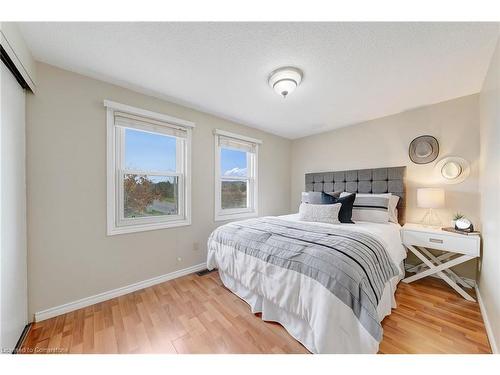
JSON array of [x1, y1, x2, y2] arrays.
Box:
[[124, 174, 177, 217], [221, 180, 247, 209]]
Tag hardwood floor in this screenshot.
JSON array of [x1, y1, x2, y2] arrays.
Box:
[[20, 271, 491, 354], [380, 277, 490, 354]]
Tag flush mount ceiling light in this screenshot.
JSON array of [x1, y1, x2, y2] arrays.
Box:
[[268, 67, 303, 98]]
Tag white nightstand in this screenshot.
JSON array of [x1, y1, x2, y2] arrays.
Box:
[[401, 223, 480, 301]]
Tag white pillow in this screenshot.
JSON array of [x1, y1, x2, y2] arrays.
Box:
[[340, 192, 391, 223], [299, 203, 341, 225], [340, 192, 399, 221], [388, 194, 400, 223]]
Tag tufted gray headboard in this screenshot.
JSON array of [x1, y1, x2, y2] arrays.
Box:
[[305, 166, 407, 223]]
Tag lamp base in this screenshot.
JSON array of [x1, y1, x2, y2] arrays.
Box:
[[420, 208, 442, 228]]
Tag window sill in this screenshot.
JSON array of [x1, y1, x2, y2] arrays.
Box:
[[107, 218, 191, 236], [214, 211, 258, 222]]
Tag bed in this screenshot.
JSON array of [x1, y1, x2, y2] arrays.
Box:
[[207, 167, 407, 354]]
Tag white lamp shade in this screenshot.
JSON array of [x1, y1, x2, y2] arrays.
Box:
[[417, 188, 445, 209]]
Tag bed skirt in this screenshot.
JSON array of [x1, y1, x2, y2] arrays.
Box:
[[217, 265, 403, 354]]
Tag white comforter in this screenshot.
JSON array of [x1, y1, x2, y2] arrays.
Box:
[[207, 214, 406, 353]]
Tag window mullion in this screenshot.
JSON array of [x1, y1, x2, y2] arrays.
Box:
[[220, 177, 249, 181], [122, 169, 180, 177]]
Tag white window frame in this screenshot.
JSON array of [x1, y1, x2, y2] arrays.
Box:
[[105, 100, 194, 235], [214, 129, 261, 222]]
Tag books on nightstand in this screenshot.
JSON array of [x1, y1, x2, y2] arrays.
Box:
[[441, 227, 480, 236]]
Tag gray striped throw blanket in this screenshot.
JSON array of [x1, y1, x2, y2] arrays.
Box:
[[207, 217, 399, 341]]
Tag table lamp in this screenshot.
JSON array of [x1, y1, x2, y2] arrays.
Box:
[[417, 188, 445, 227]]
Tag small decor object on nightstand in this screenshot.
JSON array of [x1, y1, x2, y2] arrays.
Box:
[[451, 212, 464, 228], [442, 226, 480, 236], [455, 217, 474, 232]]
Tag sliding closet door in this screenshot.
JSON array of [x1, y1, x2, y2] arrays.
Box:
[[0, 62, 28, 353]]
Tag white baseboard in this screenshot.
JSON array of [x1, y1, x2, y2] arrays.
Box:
[[34, 263, 206, 322], [475, 285, 499, 354], [404, 262, 476, 287]]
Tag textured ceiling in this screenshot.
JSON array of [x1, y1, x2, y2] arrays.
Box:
[[18, 22, 499, 139]]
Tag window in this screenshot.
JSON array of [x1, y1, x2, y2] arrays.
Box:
[[214, 129, 260, 221], [105, 100, 194, 235]]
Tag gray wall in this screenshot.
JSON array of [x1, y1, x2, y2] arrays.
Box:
[[479, 33, 500, 353], [26, 63, 292, 317], [290, 94, 481, 279]]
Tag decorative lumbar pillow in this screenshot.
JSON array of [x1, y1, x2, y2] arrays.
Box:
[[331, 193, 356, 224], [299, 203, 341, 225], [340, 192, 391, 223]]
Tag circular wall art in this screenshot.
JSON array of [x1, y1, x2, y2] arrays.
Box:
[[435, 156, 470, 184], [409, 135, 439, 164]]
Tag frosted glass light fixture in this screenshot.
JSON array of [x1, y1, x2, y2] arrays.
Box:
[[268, 67, 303, 98], [417, 188, 445, 227]]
